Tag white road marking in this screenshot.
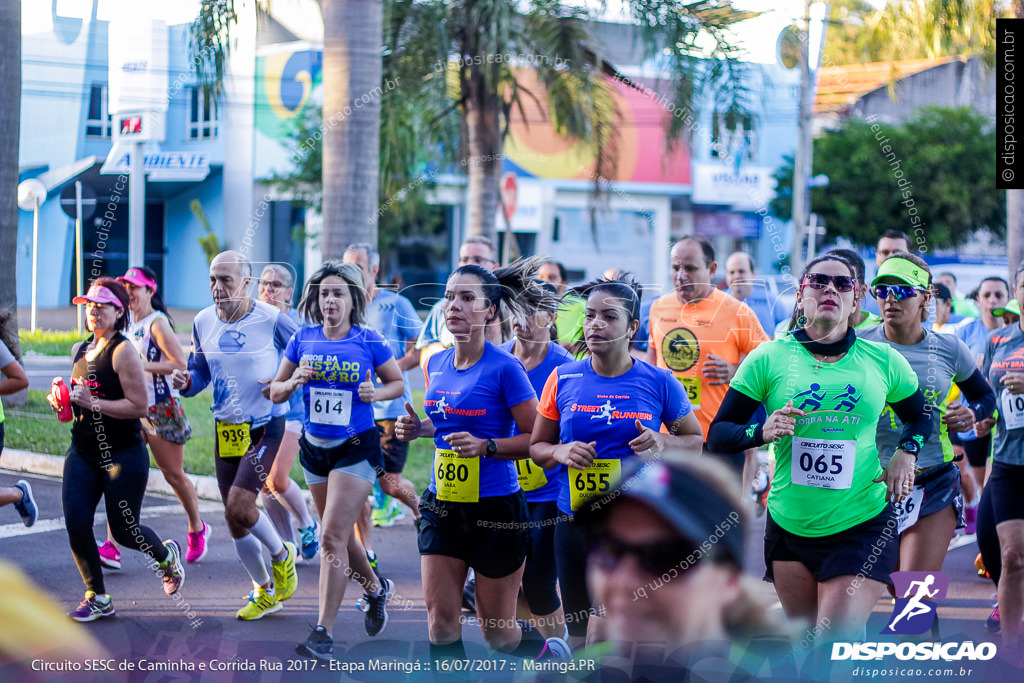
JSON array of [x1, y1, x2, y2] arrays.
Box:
[[0, 502, 222, 539]]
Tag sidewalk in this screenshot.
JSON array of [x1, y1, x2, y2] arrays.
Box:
[[18, 306, 200, 331]]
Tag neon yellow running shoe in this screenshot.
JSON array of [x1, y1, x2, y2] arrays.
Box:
[[272, 542, 298, 601], [236, 587, 281, 621]]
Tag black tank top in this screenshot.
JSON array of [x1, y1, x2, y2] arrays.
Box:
[[71, 333, 142, 457]]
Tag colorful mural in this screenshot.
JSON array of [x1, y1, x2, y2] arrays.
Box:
[[255, 49, 323, 141]]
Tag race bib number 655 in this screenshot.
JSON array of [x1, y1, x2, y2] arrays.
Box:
[[790, 438, 856, 490], [570, 459, 622, 510]]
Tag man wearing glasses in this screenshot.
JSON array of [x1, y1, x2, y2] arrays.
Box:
[[647, 236, 769, 473]]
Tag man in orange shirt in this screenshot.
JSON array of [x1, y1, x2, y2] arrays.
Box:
[[647, 235, 769, 473]]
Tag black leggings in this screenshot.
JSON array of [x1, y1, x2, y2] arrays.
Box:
[[63, 443, 169, 595], [555, 514, 592, 639], [522, 500, 562, 617]]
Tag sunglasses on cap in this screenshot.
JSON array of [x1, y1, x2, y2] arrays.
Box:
[[802, 273, 857, 293], [589, 534, 699, 577], [872, 284, 925, 301]]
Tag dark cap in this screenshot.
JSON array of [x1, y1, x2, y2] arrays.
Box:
[[577, 459, 744, 566], [933, 283, 952, 302]]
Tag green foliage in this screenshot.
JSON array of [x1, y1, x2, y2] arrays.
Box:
[[18, 329, 88, 356], [190, 199, 222, 265], [772, 107, 1004, 248]]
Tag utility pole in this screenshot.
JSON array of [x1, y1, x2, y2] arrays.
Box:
[[790, 0, 813, 278]]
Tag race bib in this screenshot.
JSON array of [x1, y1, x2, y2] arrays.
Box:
[[216, 421, 252, 458], [894, 486, 925, 534], [1000, 389, 1024, 430], [570, 459, 622, 511], [310, 387, 352, 426], [515, 458, 548, 492], [434, 449, 479, 503], [678, 376, 702, 410], [790, 438, 856, 490]]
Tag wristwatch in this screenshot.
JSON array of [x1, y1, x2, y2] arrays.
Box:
[[898, 438, 921, 458], [485, 439, 498, 457]]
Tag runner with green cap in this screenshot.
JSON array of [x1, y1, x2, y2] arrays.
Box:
[[860, 252, 996, 605]]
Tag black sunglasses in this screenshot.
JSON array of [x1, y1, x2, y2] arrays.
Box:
[[802, 273, 857, 293], [872, 284, 923, 301], [589, 534, 698, 577]]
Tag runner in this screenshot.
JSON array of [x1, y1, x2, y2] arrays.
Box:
[[647, 235, 768, 474], [170, 251, 298, 621], [858, 253, 995, 589], [270, 262, 404, 661], [955, 276, 1009, 536], [396, 257, 567, 660], [343, 243, 422, 530], [530, 277, 703, 648], [501, 280, 574, 640], [538, 259, 585, 354], [0, 324, 35, 526], [725, 251, 782, 335], [706, 253, 931, 641], [89, 267, 208, 569], [256, 264, 321, 562], [937, 272, 981, 319], [977, 262, 1024, 649], [861, 230, 911, 317], [52, 279, 184, 621]]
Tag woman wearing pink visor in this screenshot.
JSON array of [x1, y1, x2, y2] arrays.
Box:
[[50, 278, 184, 621], [88, 266, 208, 567]]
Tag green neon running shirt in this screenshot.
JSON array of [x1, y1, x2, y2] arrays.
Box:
[[731, 334, 919, 536]]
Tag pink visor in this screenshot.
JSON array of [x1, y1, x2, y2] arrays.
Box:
[[118, 268, 158, 291], [73, 285, 124, 308]]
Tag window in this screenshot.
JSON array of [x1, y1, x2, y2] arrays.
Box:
[[187, 86, 218, 139], [86, 84, 112, 138], [710, 112, 755, 161]]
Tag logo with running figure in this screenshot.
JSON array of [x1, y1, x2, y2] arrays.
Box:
[[883, 571, 949, 635], [661, 327, 700, 372], [590, 400, 616, 426], [429, 396, 449, 420]]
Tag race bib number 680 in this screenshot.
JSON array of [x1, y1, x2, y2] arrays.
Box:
[[790, 438, 856, 490]]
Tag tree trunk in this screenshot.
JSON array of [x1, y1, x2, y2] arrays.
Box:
[[1011, 2, 1024, 285], [320, 0, 383, 260], [460, 22, 502, 245]]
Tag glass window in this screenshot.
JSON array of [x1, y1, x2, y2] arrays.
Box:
[[85, 84, 112, 138], [187, 86, 218, 140]]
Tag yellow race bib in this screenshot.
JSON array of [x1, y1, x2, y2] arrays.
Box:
[[434, 449, 480, 503], [515, 458, 548, 492], [570, 459, 622, 511], [216, 421, 252, 458], [678, 376, 702, 409]]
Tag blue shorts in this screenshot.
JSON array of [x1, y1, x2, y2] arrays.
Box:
[[909, 462, 964, 530]]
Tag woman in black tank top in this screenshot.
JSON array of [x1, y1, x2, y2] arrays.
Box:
[[50, 278, 186, 622]]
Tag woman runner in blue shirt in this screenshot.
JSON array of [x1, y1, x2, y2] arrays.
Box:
[[395, 258, 564, 660], [270, 262, 405, 661], [530, 277, 703, 648]]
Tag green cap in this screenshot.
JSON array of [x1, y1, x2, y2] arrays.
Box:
[[870, 257, 930, 289], [993, 299, 1020, 317]]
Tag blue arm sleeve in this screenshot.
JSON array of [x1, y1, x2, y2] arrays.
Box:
[[182, 324, 210, 397]]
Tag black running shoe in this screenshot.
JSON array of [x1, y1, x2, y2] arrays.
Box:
[[363, 578, 394, 636], [296, 625, 334, 663]]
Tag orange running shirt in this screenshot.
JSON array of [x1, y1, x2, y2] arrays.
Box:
[[649, 288, 769, 438]]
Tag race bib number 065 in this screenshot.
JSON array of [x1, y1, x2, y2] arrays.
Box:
[[790, 438, 856, 490]]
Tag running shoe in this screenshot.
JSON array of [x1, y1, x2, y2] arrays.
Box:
[[298, 521, 320, 561], [372, 496, 405, 527], [356, 551, 385, 612], [272, 541, 298, 601], [963, 505, 978, 536], [236, 587, 282, 621], [69, 591, 115, 622], [12, 480, 38, 527], [985, 605, 1001, 634], [296, 624, 334, 663], [537, 636, 573, 660], [975, 553, 989, 579], [159, 539, 185, 595], [363, 578, 395, 636], [97, 540, 121, 570], [462, 572, 477, 613], [186, 520, 211, 564]]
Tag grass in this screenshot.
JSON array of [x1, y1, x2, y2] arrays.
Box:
[[4, 389, 435, 494], [19, 329, 88, 356]]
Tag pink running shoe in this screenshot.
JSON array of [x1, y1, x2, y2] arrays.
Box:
[[97, 540, 121, 570], [186, 520, 210, 564], [963, 505, 978, 535]]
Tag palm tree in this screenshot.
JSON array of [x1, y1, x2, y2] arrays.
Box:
[[192, 0, 753, 252], [0, 0, 21, 361]]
